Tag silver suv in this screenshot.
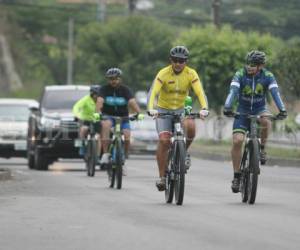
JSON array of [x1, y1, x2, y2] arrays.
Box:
[[27, 85, 89, 170]]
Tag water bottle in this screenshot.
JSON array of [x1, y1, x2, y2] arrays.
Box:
[[184, 95, 193, 115]]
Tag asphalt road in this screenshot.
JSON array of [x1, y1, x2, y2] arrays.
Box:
[[0, 156, 299, 250]]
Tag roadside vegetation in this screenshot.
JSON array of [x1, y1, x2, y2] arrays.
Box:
[[0, 0, 299, 137], [193, 139, 300, 160]]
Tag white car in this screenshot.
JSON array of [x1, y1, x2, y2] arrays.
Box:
[[0, 98, 39, 158], [130, 116, 158, 154]]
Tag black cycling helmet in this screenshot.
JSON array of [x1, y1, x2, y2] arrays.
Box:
[[170, 45, 189, 59], [90, 85, 101, 96], [105, 68, 122, 78], [246, 50, 266, 65]]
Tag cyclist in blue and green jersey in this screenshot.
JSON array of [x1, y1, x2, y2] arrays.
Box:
[[73, 85, 101, 156], [223, 50, 287, 193]]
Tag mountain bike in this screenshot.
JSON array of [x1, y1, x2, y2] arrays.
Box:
[[157, 112, 201, 205], [84, 122, 99, 177], [103, 115, 137, 189], [233, 113, 279, 204]]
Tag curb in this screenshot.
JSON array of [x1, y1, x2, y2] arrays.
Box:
[[0, 168, 12, 181], [189, 149, 300, 167]]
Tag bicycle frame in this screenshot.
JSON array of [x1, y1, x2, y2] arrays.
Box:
[[103, 115, 136, 189], [84, 122, 98, 177], [158, 112, 200, 205], [110, 117, 124, 165], [235, 113, 276, 204]]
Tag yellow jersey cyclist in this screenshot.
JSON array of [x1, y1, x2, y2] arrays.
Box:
[[97, 68, 144, 170], [72, 85, 102, 157], [147, 45, 209, 191], [223, 50, 287, 193]]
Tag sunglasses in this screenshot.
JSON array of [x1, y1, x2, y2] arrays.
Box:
[[246, 64, 258, 69], [108, 77, 120, 81], [171, 57, 187, 64]]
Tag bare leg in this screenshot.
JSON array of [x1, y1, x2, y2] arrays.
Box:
[[96, 134, 101, 156], [101, 120, 112, 153], [122, 129, 131, 156], [259, 114, 271, 147], [183, 118, 196, 149], [231, 133, 245, 172], [79, 126, 88, 139], [156, 132, 171, 177]]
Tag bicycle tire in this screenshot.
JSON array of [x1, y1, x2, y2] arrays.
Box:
[[240, 144, 249, 203], [174, 140, 186, 205], [108, 163, 115, 188], [108, 145, 116, 188], [165, 149, 174, 203], [248, 140, 259, 204], [115, 138, 123, 189], [86, 139, 97, 177]]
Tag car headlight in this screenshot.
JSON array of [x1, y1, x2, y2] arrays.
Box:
[[40, 117, 61, 129]]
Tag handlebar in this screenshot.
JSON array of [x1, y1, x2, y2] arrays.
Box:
[[227, 112, 280, 121], [148, 112, 202, 119], [101, 114, 138, 121]]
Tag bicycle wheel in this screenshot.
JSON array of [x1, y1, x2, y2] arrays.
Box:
[[108, 145, 115, 188], [240, 144, 249, 203], [86, 139, 97, 177], [115, 138, 123, 189], [107, 162, 115, 188], [248, 140, 259, 204], [174, 140, 186, 205], [165, 149, 174, 203]]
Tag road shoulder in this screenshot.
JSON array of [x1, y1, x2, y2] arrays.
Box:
[[0, 168, 12, 181]]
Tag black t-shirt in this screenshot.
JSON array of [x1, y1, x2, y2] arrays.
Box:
[[99, 84, 133, 116]]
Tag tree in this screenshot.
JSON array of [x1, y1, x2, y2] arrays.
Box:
[[272, 39, 300, 104], [76, 16, 174, 91]]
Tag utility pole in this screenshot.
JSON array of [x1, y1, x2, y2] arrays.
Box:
[[67, 17, 74, 85], [212, 0, 221, 28], [128, 0, 136, 14], [97, 0, 106, 21]]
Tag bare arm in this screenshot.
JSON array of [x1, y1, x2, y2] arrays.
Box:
[[128, 98, 141, 113], [96, 97, 104, 113]]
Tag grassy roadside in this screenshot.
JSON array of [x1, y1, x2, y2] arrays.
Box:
[[191, 139, 300, 160]]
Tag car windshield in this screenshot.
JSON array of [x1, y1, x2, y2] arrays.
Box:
[[0, 104, 30, 121], [41, 89, 89, 110]]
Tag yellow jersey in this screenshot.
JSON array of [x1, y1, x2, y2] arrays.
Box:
[[147, 65, 208, 110]]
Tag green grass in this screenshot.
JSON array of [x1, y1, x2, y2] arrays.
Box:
[[192, 139, 300, 160]]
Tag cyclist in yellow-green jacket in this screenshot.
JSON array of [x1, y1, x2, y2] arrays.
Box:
[[73, 85, 101, 156]]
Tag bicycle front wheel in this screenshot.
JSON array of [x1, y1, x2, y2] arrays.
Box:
[[165, 149, 174, 203], [86, 139, 97, 177], [108, 145, 116, 188], [174, 140, 186, 205], [115, 138, 123, 189], [248, 139, 259, 204], [240, 144, 249, 203]]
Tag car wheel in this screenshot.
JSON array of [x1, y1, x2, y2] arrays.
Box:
[[28, 151, 35, 169], [34, 147, 49, 171], [27, 118, 36, 169]]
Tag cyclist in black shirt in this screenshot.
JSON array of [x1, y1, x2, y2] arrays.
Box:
[[97, 68, 144, 165]]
